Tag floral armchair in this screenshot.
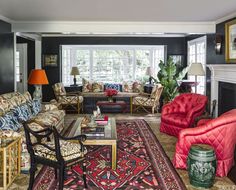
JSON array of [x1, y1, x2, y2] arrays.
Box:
[[53, 83, 83, 113]]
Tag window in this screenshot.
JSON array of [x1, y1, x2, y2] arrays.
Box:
[[187, 36, 206, 94], [61, 45, 166, 85], [15, 51, 20, 82]]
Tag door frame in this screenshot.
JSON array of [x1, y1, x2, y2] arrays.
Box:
[[16, 43, 28, 93]]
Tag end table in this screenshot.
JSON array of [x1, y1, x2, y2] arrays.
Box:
[[0, 137, 21, 190]]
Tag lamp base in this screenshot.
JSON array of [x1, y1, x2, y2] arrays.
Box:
[[33, 85, 42, 100], [73, 76, 77, 86], [149, 76, 152, 84]]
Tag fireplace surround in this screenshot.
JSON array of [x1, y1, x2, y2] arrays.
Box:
[[207, 64, 236, 116]]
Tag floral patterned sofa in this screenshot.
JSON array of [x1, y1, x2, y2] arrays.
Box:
[[0, 91, 65, 172]]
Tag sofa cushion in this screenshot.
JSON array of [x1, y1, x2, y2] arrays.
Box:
[[162, 113, 189, 127], [92, 82, 104, 92], [104, 83, 122, 91], [23, 91, 32, 102], [133, 96, 155, 106], [0, 97, 13, 116], [33, 140, 86, 161], [0, 112, 22, 131], [53, 83, 66, 96], [33, 110, 65, 126]]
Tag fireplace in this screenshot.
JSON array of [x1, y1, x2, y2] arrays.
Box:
[[207, 64, 236, 182], [218, 81, 236, 115]]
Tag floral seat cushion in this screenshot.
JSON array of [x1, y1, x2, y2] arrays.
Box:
[[33, 140, 86, 161], [33, 110, 65, 126], [58, 96, 83, 104], [133, 96, 154, 106]]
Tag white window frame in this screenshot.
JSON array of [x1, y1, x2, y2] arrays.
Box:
[[61, 45, 166, 85], [187, 36, 207, 95]]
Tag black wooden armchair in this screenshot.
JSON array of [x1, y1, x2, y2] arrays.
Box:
[[23, 123, 87, 190]]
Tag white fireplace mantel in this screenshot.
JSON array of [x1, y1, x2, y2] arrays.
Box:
[[207, 64, 236, 116]]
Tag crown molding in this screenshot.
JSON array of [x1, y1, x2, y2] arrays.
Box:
[[11, 21, 216, 34], [0, 14, 13, 23], [215, 11, 236, 24]]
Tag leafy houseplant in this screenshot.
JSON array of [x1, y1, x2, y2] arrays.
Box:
[[156, 57, 189, 103]]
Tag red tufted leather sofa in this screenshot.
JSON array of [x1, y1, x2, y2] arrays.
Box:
[[173, 109, 236, 177], [160, 93, 207, 137]]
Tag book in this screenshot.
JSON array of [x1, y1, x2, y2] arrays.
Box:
[[81, 127, 105, 137], [94, 115, 108, 125]]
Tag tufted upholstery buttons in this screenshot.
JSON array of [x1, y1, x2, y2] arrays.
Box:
[[160, 93, 208, 137]]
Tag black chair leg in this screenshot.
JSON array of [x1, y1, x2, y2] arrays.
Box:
[[28, 163, 37, 190], [54, 168, 57, 179], [82, 161, 87, 188], [58, 166, 65, 190]]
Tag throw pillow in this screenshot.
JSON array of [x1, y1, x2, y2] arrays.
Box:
[[12, 103, 33, 122], [92, 82, 104, 92], [23, 91, 32, 102], [122, 82, 133, 93], [28, 99, 42, 116], [82, 78, 92, 92], [132, 81, 144, 93], [0, 97, 13, 116], [104, 83, 121, 91], [0, 112, 22, 131]]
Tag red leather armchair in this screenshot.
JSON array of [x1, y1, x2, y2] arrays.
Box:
[[173, 109, 236, 177], [160, 93, 207, 137]]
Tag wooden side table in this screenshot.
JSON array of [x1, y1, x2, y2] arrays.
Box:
[[144, 84, 154, 94], [64, 85, 82, 93], [0, 137, 21, 190]]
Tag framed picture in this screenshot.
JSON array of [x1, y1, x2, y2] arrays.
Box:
[[43, 55, 58, 67], [168, 55, 183, 67], [225, 19, 236, 63]]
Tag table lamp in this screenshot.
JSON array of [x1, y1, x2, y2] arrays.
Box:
[[70, 66, 80, 86], [188, 63, 205, 93], [146, 66, 153, 84], [28, 69, 49, 99]]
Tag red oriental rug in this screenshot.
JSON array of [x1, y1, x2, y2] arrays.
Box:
[[33, 120, 186, 190]]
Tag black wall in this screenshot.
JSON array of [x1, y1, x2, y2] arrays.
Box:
[[42, 36, 187, 101], [0, 20, 11, 33], [0, 20, 14, 94], [16, 37, 36, 95]]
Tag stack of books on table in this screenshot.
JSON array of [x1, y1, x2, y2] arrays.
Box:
[[94, 115, 108, 125], [81, 127, 105, 137]]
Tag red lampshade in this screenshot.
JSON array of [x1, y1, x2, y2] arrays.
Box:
[[28, 69, 49, 85]]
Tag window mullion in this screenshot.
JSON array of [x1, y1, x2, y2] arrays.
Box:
[[133, 49, 136, 81], [89, 49, 93, 80]]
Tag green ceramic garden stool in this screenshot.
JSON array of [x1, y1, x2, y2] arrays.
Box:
[[187, 144, 217, 188]]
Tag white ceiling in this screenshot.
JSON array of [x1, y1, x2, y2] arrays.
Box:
[[0, 0, 235, 22]]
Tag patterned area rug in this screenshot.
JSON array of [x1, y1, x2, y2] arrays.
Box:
[[33, 120, 186, 190]]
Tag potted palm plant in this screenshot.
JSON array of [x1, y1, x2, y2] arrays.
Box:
[[156, 57, 189, 104]]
